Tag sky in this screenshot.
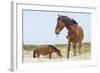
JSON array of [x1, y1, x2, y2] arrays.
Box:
[[23, 10, 91, 45]]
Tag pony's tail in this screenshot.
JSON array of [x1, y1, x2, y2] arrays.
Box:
[[33, 49, 36, 58]]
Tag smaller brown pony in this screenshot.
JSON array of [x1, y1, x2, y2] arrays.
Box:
[[33, 45, 62, 59]]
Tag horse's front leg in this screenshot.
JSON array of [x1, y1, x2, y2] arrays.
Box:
[[73, 42, 76, 56], [67, 41, 71, 58]]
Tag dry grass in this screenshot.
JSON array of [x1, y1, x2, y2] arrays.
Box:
[[23, 43, 91, 62]]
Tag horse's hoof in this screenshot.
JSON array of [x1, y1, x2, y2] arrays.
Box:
[[67, 56, 69, 59], [74, 54, 76, 56]]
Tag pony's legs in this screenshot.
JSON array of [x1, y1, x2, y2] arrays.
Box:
[[79, 42, 82, 55], [37, 54, 40, 58], [73, 42, 76, 56], [67, 41, 71, 58]]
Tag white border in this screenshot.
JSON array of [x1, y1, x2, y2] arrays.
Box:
[[11, 1, 97, 72]]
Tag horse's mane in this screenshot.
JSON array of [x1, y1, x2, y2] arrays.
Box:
[[48, 45, 59, 51], [61, 16, 78, 25], [71, 19, 78, 24]]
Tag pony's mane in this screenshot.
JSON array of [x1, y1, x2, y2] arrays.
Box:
[[48, 45, 59, 51], [61, 16, 78, 25]]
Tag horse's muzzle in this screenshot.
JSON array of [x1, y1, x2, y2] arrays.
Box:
[[55, 32, 59, 35]]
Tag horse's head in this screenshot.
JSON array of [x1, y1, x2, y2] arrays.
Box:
[[55, 14, 65, 35]]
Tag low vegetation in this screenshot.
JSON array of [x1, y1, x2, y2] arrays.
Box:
[[23, 42, 91, 51]]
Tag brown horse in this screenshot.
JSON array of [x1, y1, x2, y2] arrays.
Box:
[[33, 45, 62, 59], [55, 15, 84, 58]]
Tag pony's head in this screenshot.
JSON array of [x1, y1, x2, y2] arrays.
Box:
[[57, 49, 62, 58], [55, 14, 65, 35]]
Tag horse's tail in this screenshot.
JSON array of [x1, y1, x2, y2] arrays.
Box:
[[33, 49, 36, 58]]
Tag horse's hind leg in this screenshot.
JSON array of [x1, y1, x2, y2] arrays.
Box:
[[67, 41, 71, 58], [73, 42, 76, 56], [79, 42, 82, 55]]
